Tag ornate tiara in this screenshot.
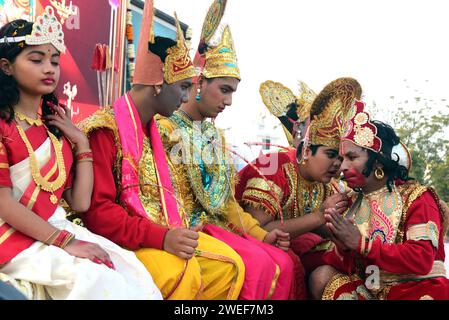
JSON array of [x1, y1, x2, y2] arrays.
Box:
[[0, 6, 65, 53]]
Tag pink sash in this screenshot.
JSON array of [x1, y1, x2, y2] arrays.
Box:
[[113, 93, 182, 227]]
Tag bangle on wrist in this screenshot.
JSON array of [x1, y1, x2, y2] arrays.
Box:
[[77, 158, 93, 163], [44, 229, 60, 245], [51, 230, 75, 249], [76, 151, 93, 162], [358, 236, 366, 255], [75, 148, 92, 156], [358, 236, 371, 256]]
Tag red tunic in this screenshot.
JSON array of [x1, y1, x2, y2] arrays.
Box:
[[322, 184, 449, 300], [236, 148, 330, 268], [82, 128, 168, 250], [235, 149, 297, 216], [236, 148, 326, 299]]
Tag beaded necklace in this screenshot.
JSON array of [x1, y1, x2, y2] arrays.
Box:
[[295, 169, 325, 217]]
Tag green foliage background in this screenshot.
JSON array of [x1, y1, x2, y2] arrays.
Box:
[[373, 102, 449, 203]]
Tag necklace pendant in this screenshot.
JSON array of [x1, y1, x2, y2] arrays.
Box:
[[50, 194, 58, 205]]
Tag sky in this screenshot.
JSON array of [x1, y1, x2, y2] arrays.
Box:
[[156, 0, 449, 161]]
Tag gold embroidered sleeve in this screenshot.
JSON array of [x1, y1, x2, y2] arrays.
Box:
[[406, 221, 439, 249], [156, 116, 182, 151], [224, 196, 268, 241], [78, 107, 118, 140], [241, 177, 283, 217]]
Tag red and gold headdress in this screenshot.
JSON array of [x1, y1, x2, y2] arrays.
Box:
[[133, 0, 195, 86], [0, 6, 65, 53], [194, 0, 240, 81], [164, 13, 197, 84], [304, 77, 362, 151], [342, 100, 382, 152]]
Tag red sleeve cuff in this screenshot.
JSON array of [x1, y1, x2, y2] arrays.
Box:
[[0, 162, 12, 187], [143, 222, 169, 250]]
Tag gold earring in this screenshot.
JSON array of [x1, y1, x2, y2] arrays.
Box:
[[297, 157, 307, 165], [375, 168, 384, 180]]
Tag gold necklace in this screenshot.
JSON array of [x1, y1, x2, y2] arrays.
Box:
[[15, 111, 43, 127], [15, 124, 66, 204], [296, 171, 324, 216], [363, 185, 391, 198]]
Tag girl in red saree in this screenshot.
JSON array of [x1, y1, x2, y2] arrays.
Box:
[[0, 10, 161, 300]]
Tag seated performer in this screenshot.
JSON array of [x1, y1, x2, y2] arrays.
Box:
[[236, 78, 360, 281], [158, 0, 295, 300], [81, 0, 244, 300], [0, 9, 161, 300], [315, 100, 449, 300]]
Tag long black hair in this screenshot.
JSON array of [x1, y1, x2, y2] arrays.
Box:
[[363, 120, 411, 191], [0, 20, 61, 138]]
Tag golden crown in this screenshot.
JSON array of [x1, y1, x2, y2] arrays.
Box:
[[259, 80, 296, 118], [306, 77, 362, 150], [195, 0, 239, 80], [201, 25, 240, 80], [260, 80, 316, 146], [296, 81, 317, 122], [201, 0, 227, 44], [163, 12, 196, 84]]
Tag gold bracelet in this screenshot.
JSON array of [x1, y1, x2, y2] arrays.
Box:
[[60, 234, 75, 249], [44, 229, 60, 245]]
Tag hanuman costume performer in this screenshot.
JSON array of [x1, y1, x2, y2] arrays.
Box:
[[80, 0, 244, 300], [320, 100, 449, 300], [235, 78, 361, 277], [157, 0, 294, 300]]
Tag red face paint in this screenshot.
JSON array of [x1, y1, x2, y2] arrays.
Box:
[[343, 168, 366, 188]]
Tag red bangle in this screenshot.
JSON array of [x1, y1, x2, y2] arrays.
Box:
[[358, 236, 370, 256], [51, 230, 75, 248], [76, 152, 93, 162]]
